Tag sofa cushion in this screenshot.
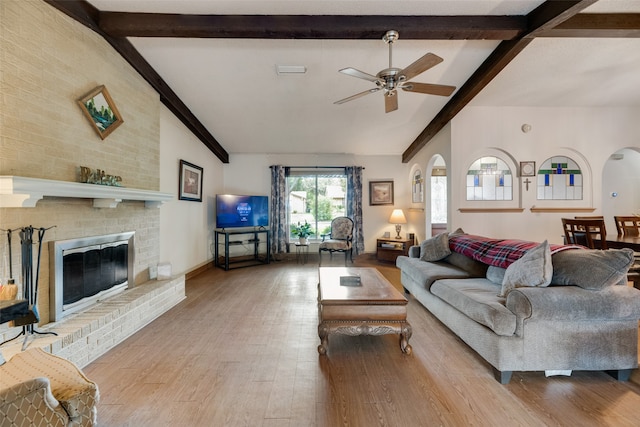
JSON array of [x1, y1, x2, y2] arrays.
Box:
[[551, 248, 634, 290], [431, 278, 516, 336], [419, 232, 451, 262], [442, 252, 488, 277], [396, 256, 471, 291], [500, 240, 553, 297]]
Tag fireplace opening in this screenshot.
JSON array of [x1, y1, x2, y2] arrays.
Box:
[[50, 232, 134, 321]]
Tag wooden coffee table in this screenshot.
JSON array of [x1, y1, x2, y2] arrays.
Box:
[[317, 267, 412, 355]]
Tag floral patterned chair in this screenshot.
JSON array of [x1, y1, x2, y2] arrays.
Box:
[[318, 216, 354, 266]]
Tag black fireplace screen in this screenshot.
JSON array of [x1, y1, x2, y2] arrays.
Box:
[[62, 243, 128, 305]]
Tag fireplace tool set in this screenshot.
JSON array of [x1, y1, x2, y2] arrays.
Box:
[[1, 226, 58, 350]]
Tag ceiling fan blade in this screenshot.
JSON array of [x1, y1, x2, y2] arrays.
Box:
[[334, 88, 381, 105], [401, 82, 456, 97], [400, 53, 443, 82], [385, 92, 398, 113], [339, 67, 383, 84]]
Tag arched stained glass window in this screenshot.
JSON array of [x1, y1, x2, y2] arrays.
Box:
[[466, 156, 512, 201], [537, 156, 582, 200]]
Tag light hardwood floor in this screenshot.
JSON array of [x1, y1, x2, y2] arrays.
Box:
[[84, 254, 640, 426]]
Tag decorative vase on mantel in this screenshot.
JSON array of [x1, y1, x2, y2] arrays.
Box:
[[299, 237, 309, 245]]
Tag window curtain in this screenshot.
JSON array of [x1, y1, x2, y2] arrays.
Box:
[[345, 166, 364, 255], [270, 165, 288, 259]]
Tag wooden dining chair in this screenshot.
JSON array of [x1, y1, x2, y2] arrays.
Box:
[[562, 218, 607, 249], [614, 216, 640, 289], [575, 215, 607, 237], [614, 216, 640, 237]]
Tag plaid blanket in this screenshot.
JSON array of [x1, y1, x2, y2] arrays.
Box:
[[449, 234, 579, 269]]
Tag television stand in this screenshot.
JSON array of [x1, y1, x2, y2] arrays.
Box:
[[215, 229, 270, 271]]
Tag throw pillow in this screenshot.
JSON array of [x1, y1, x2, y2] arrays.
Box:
[[419, 232, 451, 262], [486, 265, 506, 285], [500, 240, 552, 297], [449, 227, 466, 236], [551, 248, 634, 290]]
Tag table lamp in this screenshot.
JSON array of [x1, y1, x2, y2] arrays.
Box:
[[389, 209, 407, 239]]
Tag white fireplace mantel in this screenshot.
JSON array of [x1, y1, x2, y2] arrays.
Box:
[[0, 176, 174, 208]]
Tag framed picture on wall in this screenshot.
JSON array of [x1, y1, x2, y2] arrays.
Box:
[[179, 159, 203, 202], [520, 161, 536, 177], [77, 85, 124, 139], [369, 180, 394, 206]]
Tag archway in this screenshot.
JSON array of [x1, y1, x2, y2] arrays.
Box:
[[602, 147, 640, 233]]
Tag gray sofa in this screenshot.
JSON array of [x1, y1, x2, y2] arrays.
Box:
[[396, 232, 640, 383]]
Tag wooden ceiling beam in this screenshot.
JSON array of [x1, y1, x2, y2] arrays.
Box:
[[45, 1, 632, 164], [98, 13, 526, 40], [43, 0, 229, 163], [540, 13, 640, 38], [401, 0, 598, 162]]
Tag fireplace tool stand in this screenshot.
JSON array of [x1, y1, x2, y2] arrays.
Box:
[[0, 226, 58, 350]]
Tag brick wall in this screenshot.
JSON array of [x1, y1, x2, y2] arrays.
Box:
[[1, 2, 165, 330]]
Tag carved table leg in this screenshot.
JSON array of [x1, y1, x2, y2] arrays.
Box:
[[400, 322, 412, 354], [318, 322, 329, 355]]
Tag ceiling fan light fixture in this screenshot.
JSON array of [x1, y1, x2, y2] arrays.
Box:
[[334, 30, 456, 113], [276, 65, 307, 75]]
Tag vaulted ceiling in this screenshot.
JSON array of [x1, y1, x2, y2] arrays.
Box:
[[46, 1, 640, 164]]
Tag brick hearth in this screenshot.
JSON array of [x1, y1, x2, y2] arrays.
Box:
[[0, 275, 185, 367]]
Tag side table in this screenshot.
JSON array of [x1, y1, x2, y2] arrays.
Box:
[[376, 238, 413, 262], [295, 243, 310, 264]]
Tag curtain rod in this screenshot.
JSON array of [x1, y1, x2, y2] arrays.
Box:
[[278, 166, 365, 169]]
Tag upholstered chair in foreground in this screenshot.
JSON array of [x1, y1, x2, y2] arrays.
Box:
[[0, 347, 99, 427]]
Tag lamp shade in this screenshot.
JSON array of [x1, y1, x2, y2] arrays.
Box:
[[389, 209, 407, 224]]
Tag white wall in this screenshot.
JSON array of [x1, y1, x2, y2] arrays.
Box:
[[222, 153, 415, 253], [446, 106, 640, 243], [159, 107, 225, 274]]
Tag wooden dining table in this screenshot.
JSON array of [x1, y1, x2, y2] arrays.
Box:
[[600, 234, 640, 252]]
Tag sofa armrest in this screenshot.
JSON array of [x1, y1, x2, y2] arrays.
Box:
[[506, 285, 640, 321], [408, 245, 420, 258], [0, 377, 68, 427]]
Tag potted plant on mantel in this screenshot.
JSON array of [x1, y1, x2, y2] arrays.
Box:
[[292, 221, 313, 245]]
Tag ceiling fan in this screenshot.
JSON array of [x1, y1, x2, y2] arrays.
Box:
[[334, 30, 456, 113]]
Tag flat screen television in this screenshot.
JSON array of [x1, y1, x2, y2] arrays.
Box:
[[216, 194, 269, 229]]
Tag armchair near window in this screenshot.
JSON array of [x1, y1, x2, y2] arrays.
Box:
[[318, 217, 354, 266]]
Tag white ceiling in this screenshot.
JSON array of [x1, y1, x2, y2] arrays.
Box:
[[86, 0, 640, 157]]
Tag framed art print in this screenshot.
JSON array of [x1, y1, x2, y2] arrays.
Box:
[[369, 180, 394, 206], [78, 85, 124, 139], [520, 161, 536, 177], [179, 159, 203, 202]]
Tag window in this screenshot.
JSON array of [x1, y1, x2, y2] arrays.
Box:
[[537, 156, 582, 200], [412, 169, 423, 203], [287, 170, 347, 240], [431, 168, 447, 223], [466, 156, 513, 201]]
